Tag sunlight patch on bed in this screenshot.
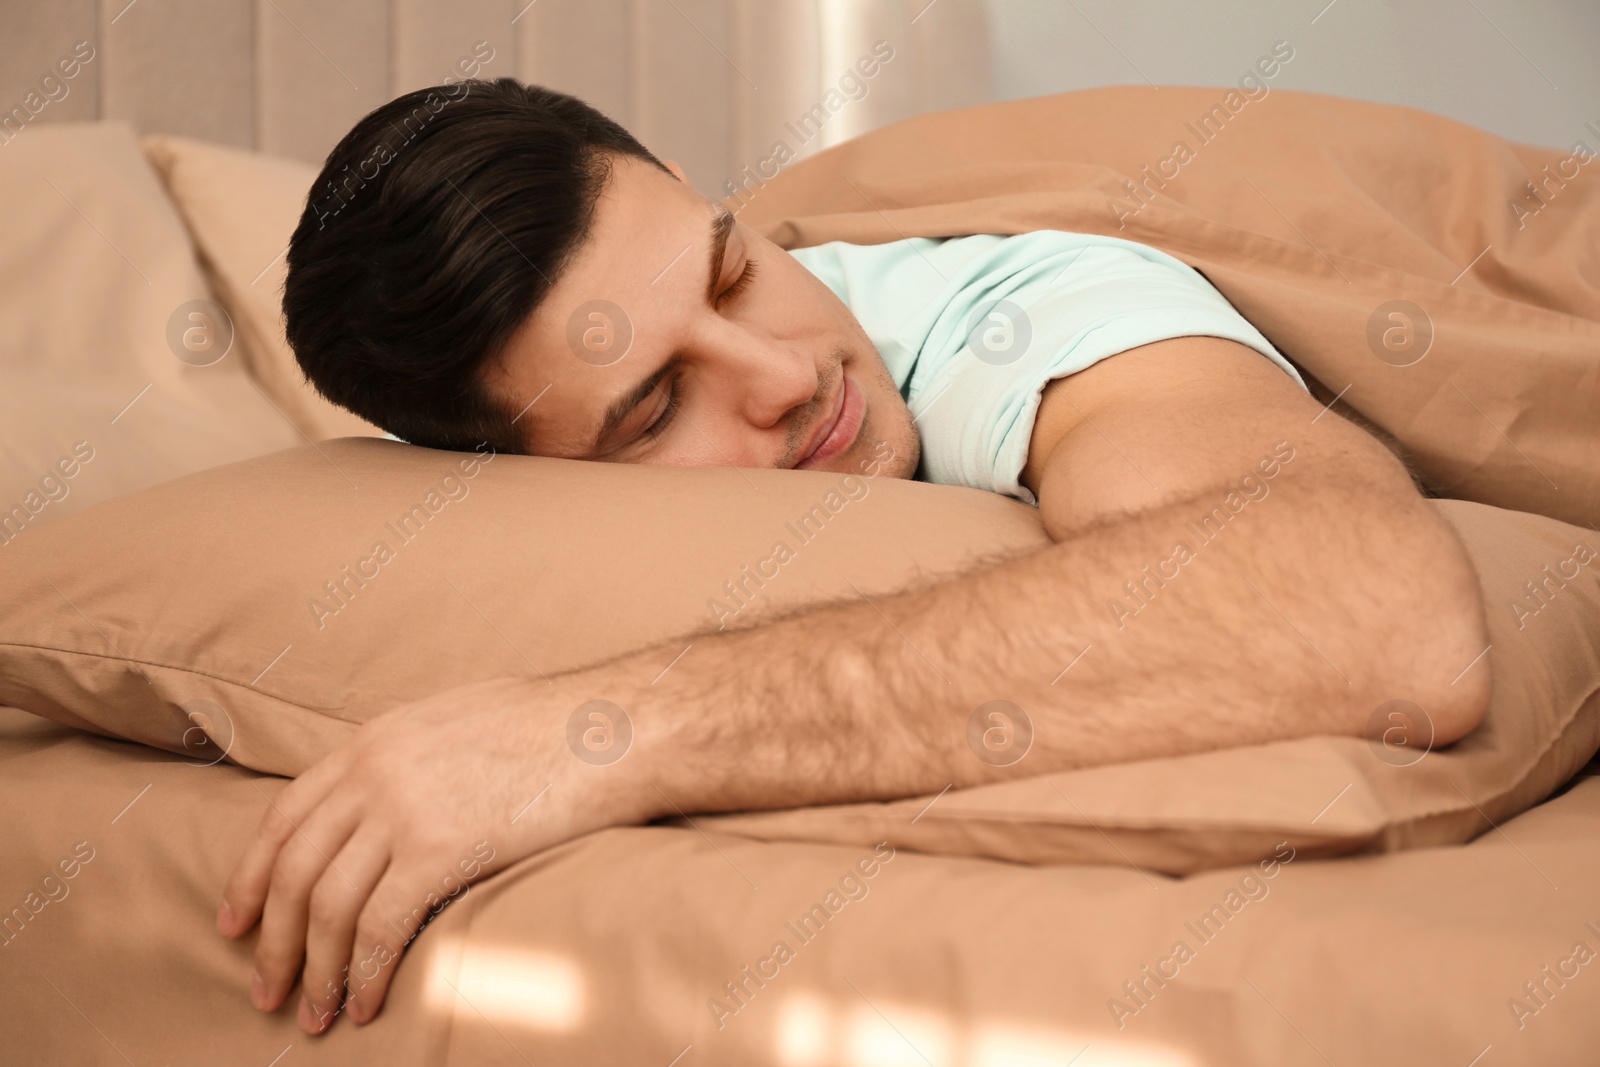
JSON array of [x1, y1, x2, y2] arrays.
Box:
[[843, 999, 954, 1065], [425, 939, 585, 1031], [775, 991, 1197, 1067]]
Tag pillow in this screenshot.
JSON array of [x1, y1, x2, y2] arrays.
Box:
[[0, 437, 1044, 774], [140, 134, 385, 443], [0, 122, 300, 542], [1, 437, 1595, 873]]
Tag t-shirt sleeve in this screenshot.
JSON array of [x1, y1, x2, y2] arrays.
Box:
[[910, 237, 1310, 506]]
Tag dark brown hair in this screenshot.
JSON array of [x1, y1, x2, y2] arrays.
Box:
[[283, 78, 670, 452]]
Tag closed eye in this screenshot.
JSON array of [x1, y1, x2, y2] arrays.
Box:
[[638, 257, 757, 445], [642, 373, 684, 440], [716, 257, 759, 306]]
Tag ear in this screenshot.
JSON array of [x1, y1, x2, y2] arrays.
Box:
[[663, 160, 689, 183]]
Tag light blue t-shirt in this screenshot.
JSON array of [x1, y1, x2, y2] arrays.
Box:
[[789, 230, 1309, 506]]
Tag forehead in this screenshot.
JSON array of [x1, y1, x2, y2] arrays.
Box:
[[487, 156, 725, 454], [558, 154, 718, 304]]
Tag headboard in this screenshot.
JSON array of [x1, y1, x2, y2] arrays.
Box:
[[0, 0, 991, 199]]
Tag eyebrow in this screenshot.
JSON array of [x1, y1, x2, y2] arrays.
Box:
[[587, 206, 736, 453]]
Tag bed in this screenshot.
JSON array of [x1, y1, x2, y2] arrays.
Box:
[[2, 85, 1598, 1066]]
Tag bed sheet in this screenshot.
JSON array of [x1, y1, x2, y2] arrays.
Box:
[[3, 705, 1598, 1067]]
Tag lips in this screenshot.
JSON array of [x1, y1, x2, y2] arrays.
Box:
[[796, 385, 844, 463], [795, 373, 863, 470]]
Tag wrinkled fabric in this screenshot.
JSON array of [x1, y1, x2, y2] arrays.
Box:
[[792, 230, 1308, 504]]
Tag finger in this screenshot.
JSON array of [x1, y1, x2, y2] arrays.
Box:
[[296, 823, 391, 1035], [253, 796, 364, 1013], [344, 862, 462, 1026], [219, 750, 356, 939]]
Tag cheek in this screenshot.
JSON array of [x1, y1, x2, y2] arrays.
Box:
[[653, 408, 759, 468], [781, 252, 861, 332], [854, 373, 920, 480], [860, 357, 907, 425]]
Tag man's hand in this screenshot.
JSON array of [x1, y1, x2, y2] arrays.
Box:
[[216, 671, 653, 1034]]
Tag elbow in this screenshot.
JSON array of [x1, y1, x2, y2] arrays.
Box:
[[1399, 591, 1492, 751], [1425, 581, 1493, 748], [1364, 500, 1494, 750]]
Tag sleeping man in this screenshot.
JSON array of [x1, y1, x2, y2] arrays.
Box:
[[217, 78, 1493, 1034]]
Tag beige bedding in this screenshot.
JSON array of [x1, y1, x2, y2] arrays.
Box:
[[3, 706, 1598, 1065], [3, 439, 1596, 880], [0, 123, 302, 536], [3, 83, 1599, 1066], [739, 85, 1600, 531]]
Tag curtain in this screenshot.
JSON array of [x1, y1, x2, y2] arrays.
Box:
[[0, 0, 992, 198]]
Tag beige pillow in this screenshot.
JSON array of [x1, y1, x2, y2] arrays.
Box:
[[0, 122, 299, 542], [141, 134, 385, 443], [1, 437, 1594, 873]]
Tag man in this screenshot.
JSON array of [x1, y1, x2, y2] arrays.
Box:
[[219, 78, 1492, 1034]]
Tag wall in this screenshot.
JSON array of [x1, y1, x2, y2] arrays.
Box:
[[988, 0, 1599, 152]]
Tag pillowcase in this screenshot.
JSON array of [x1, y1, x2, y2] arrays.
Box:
[[1, 437, 1595, 873], [0, 122, 300, 542], [0, 437, 1044, 774], [140, 134, 385, 443]]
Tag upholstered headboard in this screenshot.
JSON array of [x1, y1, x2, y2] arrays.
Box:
[[0, 0, 991, 198]]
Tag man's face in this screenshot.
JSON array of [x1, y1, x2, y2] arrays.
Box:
[[483, 154, 921, 479]]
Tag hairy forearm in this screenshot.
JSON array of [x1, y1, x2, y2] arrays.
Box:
[[563, 449, 1489, 817]]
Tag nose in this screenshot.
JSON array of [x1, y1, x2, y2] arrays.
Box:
[[702, 323, 820, 429]]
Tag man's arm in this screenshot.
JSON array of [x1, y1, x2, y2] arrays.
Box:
[[624, 337, 1491, 808], [221, 336, 1493, 1031]]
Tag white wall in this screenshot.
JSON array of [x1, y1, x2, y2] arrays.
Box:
[[985, 0, 1600, 152]]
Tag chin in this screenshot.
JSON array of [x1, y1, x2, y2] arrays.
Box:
[[879, 444, 920, 481], [868, 410, 921, 481]]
